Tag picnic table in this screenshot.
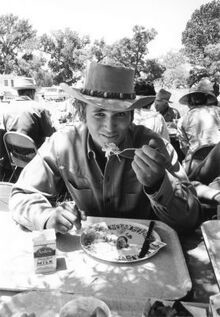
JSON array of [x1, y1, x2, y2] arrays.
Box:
[[0, 210, 218, 315]]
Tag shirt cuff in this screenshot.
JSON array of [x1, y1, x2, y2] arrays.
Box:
[[144, 171, 175, 205]]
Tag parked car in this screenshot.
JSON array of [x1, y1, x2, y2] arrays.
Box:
[[39, 86, 68, 102]]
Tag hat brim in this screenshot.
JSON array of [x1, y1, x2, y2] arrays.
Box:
[[179, 90, 217, 105], [61, 83, 155, 111], [155, 98, 173, 103]]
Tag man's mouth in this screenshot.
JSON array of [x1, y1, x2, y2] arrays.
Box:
[[101, 134, 118, 140]]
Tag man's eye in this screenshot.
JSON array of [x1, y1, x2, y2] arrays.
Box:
[[116, 112, 126, 117], [94, 112, 105, 117]]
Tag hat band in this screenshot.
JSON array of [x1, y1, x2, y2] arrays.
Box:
[[80, 88, 136, 100]]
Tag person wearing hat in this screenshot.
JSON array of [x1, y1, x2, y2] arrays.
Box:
[[154, 88, 180, 123], [2, 77, 55, 149], [177, 79, 220, 204], [133, 80, 170, 141], [9, 62, 201, 234], [154, 88, 184, 163]]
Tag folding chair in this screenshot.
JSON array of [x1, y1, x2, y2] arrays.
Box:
[[0, 182, 13, 211], [3, 132, 38, 182]]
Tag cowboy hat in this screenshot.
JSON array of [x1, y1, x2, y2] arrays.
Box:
[[155, 88, 173, 103], [179, 78, 217, 105], [60, 62, 155, 112]]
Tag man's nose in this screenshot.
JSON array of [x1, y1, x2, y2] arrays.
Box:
[[104, 117, 115, 131]]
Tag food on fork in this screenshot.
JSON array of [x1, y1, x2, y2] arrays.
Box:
[[101, 142, 120, 160]]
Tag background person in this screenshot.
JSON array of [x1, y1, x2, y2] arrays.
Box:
[[2, 77, 56, 148], [133, 80, 170, 141], [9, 62, 201, 234], [154, 88, 184, 162], [177, 79, 220, 204], [154, 88, 180, 123]]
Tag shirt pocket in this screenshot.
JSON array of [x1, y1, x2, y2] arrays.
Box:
[[65, 178, 99, 213], [119, 192, 151, 219]]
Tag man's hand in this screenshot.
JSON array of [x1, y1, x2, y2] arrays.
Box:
[[131, 138, 168, 191], [45, 201, 86, 234]]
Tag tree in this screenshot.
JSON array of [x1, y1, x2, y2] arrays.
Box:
[[141, 59, 166, 82], [108, 25, 157, 77], [89, 39, 110, 62], [160, 50, 190, 87], [182, 0, 220, 65], [0, 14, 36, 74], [203, 43, 220, 79], [39, 28, 90, 84]]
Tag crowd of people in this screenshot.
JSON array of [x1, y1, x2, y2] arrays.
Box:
[[1, 61, 220, 234]]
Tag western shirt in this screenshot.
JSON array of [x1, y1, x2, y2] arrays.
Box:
[[10, 123, 201, 233], [2, 99, 55, 148], [177, 105, 220, 169]]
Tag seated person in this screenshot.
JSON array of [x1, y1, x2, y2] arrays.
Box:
[[3, 81, 55, 148], [154, 88, 183, 162], [133, 80, 170, 141], [9, 62, 201, 234], [154, 89, 180, 123], [177, 79, 220, 204]]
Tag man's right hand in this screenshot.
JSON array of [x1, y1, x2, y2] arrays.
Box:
[[45, 201, 86, 234]]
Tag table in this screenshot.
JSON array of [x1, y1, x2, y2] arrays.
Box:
[[0, 212, 219, 305]]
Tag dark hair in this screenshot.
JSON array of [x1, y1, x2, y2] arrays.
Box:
[[73, 99, 87, 122], [73, 99, 134, 122]]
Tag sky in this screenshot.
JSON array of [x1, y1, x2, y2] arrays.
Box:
[[1, 0, 213, 58]]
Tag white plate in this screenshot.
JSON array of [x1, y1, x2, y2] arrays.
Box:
[[80, 221, 166, 263]]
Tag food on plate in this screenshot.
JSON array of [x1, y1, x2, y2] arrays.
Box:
[[81, 221, 166, 263], [147, 300, 193, 317], [83, 222, 118, 246], [116, 235, 129, 249], [59, 296, 110, 317]]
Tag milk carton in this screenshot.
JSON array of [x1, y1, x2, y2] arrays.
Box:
[[32, 229, 56, 273]]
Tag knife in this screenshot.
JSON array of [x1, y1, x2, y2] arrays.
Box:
[[138, 220, 155, 258]]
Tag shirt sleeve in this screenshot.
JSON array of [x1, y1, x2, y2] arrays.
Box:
[[144, 140, 201, 233], [9, 135, 65, 231]]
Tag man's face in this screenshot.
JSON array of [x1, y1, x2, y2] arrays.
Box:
[[155, 100, 168, 114], [85, 104, 132, 149]]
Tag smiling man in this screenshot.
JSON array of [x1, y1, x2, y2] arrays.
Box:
[[9, 62, 201, 234]]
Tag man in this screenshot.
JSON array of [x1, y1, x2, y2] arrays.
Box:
[[134, 80, 170, 141], [2, 77, 55, 148], [154, 88, 180, 122], [9, 62, 201, 234], [154, 88, 184, 162], [177, 79, 220, 204]]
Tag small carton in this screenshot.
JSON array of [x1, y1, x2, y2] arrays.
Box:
[[32, 229, 56, 274]]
